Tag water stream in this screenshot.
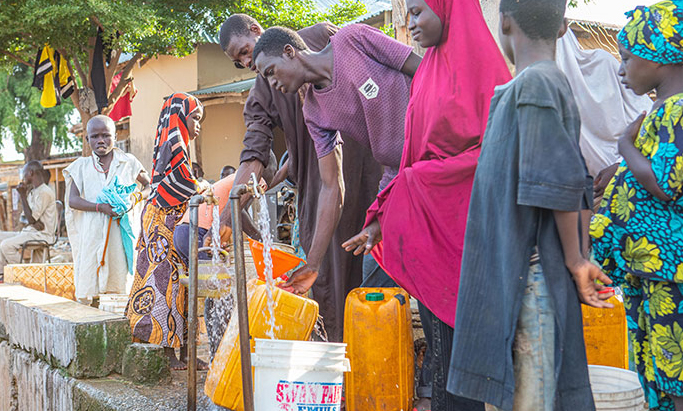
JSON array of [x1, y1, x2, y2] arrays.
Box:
[[254, 194, 278, 339]]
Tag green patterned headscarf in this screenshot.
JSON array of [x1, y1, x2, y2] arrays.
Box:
[[618, 0, 683, 64]]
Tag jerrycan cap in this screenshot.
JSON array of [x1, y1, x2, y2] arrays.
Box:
[[365, 292, 385, 302]]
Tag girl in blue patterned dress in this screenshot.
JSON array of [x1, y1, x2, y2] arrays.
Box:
[[591, 2, 683, 410]]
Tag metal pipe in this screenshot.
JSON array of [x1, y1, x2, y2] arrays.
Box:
[[230, 184, 256, 411], [187, 194, 206, 411]]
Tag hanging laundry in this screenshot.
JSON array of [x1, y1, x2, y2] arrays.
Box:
[[91, 28, 108, 113], [32, 46, 75, 108], [108, 72, 137, 122]]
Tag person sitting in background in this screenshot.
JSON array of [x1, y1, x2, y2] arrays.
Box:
[[0, 161, 57, 278], [64, 115, 149, 305], [220, 165, 236, 179]]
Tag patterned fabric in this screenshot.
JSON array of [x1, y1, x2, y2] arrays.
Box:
[[591, 93, 683, 285], [126, 200, 188, 348], [618, 0, 683, 65], [623, 276, 683, 411], [592, 94, 683, 410], [149, 92, 202, 208]]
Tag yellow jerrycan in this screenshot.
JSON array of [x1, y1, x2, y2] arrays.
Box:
[[344, 288, 414, 411], [204, 279, 319, 410], [582, 295, 628, 369]]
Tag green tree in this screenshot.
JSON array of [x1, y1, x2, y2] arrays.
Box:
[[0, 0, 366, 153], [0, 65, 77, 161]]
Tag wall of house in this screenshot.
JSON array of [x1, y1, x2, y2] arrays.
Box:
[[197, 43, 256, 90], [198, 103, 248, 180], [128, 53, 198, 171]]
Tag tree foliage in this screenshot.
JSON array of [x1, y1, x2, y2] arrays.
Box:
[[0, 0, 366, 155], [0, 64, 77, 160]]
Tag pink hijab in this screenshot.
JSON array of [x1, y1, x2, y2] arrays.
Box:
[[366, 0, 511, 326]]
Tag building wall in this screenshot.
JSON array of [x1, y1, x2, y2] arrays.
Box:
[[197, 103, 248, 181], [196, 43, 256, 89], [128, 53, 198, 171]]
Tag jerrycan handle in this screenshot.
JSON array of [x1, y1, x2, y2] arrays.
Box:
[[394, 294, 406, 305]]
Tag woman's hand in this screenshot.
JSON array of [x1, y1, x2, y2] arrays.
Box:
[[618, 112, 647, 155], [342, 220, 382, 255], [195, 180, 211, 194]]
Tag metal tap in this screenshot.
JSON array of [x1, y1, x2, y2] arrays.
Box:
[[226, 174, 264, 411], [186, 185, 218, 411]]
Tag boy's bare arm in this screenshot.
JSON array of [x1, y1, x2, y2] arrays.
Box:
[[553, 210, 613, 308]]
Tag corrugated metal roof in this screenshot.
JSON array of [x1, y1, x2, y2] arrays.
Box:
[[188, 78, 256, 96], [347, 0, 392, 25]]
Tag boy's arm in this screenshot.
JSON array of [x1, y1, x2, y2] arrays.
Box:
[[554, 210, 613, 308], [515, 97, 612, 307], [619, 113, 671, 201], [68, 182, 117, 217], [282, 146, 344, 294]]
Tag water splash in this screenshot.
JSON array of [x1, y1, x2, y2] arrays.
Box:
[[202, 202, 236, 363], [313, 316, 328, 342], [211, 205, 221, 264], [255, 194, 278, 339]]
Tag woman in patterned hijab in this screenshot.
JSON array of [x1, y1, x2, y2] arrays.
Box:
[[126, 92, 207, 370], [591, 2, 683, 410]]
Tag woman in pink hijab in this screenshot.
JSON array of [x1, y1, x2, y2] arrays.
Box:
[[344, 0, 511, 408]]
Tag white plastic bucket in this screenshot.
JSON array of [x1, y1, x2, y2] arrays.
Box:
[[589, 365, 646, 410], [251, 338, 351, 411], [99, 294, 128, 315]]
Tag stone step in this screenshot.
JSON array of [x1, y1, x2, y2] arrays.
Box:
[[0, 284, 131, 378]]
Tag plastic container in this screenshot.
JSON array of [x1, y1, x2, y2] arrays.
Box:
[[247, 238, 305, 281], [582, 296, 628, 369], [204, 279, 319, 410], [178, 248, 232, 298], [98, 294, 128, 315], [588, 365, 646, 410], [251, 338, 350, 410], [344, 288, 414, 411]]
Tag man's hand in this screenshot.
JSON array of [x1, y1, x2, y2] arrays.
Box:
[[98, 203, 118, 218], [568, 258, 614, 308], [31, 221, 45, 231], [342, 220, 382, 255], [593, 163, 619, 202], [15, 183, 28, 196], [280, 264, 319, 295]]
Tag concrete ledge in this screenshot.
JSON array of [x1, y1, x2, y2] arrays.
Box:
[[121, 343, 170, 384], [0, 285, 131, 378]]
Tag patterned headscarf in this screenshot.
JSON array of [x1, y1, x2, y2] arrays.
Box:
[[150, 92, 203, 207], [618, 0, 683, 64]]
